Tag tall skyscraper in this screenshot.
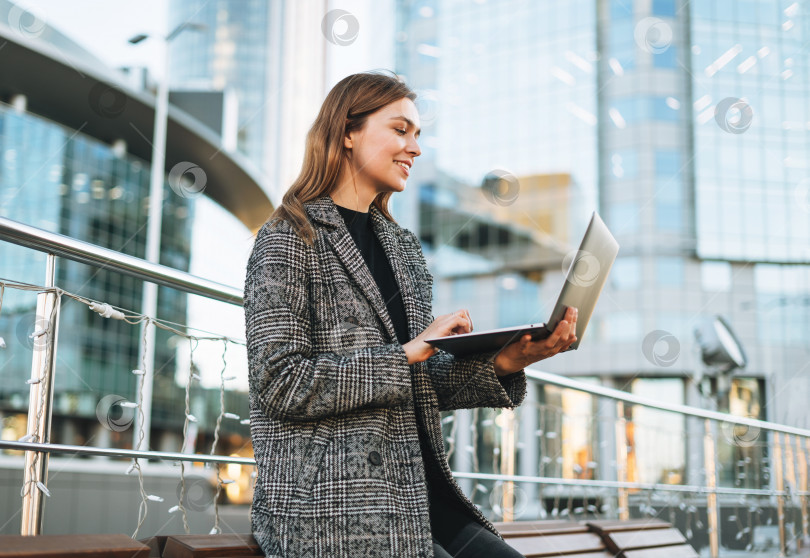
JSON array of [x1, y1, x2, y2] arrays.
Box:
[[169, 0, 398, 205], [0, 0, 265, 465], [395, 0, 810, 502]]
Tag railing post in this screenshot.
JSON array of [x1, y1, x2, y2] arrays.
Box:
[[596, 382, 619, 517], [786, 433, 797, 550], [703, 419, 719, 558], [798, 436, 808, 545], [615, 401, 629, 520], [774, 431, 787, 556], [21, 254, 61, 535], [499, 408, 516, 521]]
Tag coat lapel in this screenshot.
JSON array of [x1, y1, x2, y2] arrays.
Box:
[[305, 196, 400, 342]]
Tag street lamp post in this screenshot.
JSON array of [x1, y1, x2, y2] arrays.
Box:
[[128, 22, 206, 455]]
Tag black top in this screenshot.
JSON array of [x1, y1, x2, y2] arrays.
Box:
[[334, 204, 465, 521], [334, 204, 410, 345]]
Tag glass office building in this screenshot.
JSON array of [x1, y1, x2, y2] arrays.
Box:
[[395, 0, 810, 508], [168, 0, 333, 204], [0, 102, 194, 444], [0, 9, 258, 456], [168, 0, 271, 168]]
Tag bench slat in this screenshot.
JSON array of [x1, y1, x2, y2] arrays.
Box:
[[496, 520, 587, 537], [621, 544, 699, 558], [606, 527, 687, 551], [586, 519, 669, 533], [139, 535, 168, 557], [162, 534, 261, 558], [504, 532, 606, 556], [0, 534, 150, 557]]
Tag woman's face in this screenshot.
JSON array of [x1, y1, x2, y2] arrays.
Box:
[[344, 97, 421, 196]]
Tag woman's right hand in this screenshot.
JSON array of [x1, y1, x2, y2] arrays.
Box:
[[402, 309, 474, 364]]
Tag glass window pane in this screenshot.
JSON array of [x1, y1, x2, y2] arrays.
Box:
[[701, 261, 732, 291], [652, 0, 677, 17], [628, 378, 685, 485], [656, 257, 684, 286]]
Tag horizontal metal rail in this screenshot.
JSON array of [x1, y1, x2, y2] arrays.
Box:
[[0, 440, 256, 466], [453, 471, 797, 497], [0, 217, 243, 305], [525, 368, 810, 437], [2, 440, 803, 499], [3, 215, 807, 438]]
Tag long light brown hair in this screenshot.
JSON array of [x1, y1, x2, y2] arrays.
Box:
[[269, 71, 417, 245]]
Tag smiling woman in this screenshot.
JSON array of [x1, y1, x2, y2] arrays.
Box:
[[267, 72, 422, 246], [244, 71, 574, 557], [330, 96, 422, 208]]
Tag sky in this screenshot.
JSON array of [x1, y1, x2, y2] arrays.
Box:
[[25, 0, 167, 77], [23, 0, 253, 390]]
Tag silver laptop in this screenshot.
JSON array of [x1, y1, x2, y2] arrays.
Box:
[[425, 212, 619, 358]]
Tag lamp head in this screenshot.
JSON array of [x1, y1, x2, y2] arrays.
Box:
[[694, 315, 747, 373]]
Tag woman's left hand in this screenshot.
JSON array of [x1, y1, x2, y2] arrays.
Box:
[[493, 307, 578, 376]]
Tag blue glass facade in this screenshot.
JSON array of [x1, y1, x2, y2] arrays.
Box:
[[396, 0, 810, 504], [692, 0, 810, 263], [168, 0, 271, 169], [0, 102, 195, 439]]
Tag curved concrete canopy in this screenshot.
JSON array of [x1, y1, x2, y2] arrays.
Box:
[[0, 14, 273, 233]]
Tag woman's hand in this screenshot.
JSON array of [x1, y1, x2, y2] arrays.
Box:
[[402, 309, 473, 364], [493, 307, 578, 376]]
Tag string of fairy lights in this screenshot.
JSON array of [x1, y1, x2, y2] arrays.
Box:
[[0, 278, 250, 538], [458, 399, 804, 548], [1, 278, 808, 545]]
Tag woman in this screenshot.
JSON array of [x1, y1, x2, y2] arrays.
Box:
[[244, 71, 578, 558]]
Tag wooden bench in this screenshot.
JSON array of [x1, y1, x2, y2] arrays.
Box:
[[0, 534, 151, 557], [494, 518, 698, 558], [493, 520, 610, 557], [0, 520, 698, 557], [140, 533, 261, 558], [586, 519, 697, 558]]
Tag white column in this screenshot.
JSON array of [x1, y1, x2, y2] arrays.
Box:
[[453, 409, 474, 496], [136, 37, 170, 454], [518, 380, 540, 518]]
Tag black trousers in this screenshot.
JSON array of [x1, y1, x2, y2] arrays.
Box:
[[428, 487, 524, 558]]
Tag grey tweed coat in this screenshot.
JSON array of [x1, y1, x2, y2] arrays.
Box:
[[244, 195, 527, 557]]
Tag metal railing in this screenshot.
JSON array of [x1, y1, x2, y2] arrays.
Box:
[[1, 215, 810, 556], [0, 216, 244, 535], [508, 371, 810, 555]]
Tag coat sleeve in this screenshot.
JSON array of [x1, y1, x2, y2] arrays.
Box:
[[244, 220, 413, 423], [426, 351, 527, 412], [399, 229, 528, 412]]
